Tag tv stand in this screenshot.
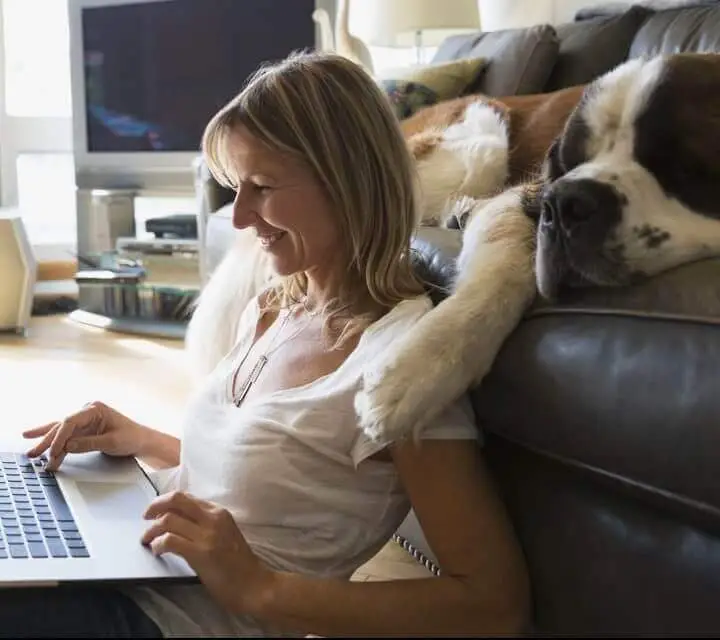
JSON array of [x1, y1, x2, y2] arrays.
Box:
[[71, 187, 201, 340], [68, 308, 189, 340]]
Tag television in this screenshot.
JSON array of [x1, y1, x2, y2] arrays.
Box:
[[68, 0, 321, 192]]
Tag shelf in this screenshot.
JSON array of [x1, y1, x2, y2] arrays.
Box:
[[68, 309, 188, 340]]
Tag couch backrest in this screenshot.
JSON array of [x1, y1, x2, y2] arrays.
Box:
[[432, 2, 720, 96], [628, 3, 720, 57]]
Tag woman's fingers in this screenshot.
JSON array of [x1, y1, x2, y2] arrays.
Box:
[[44, 405, 101, 471], [24, 422, 60, 458], [22, 422, 56, 439], [144, 491, 212, 524], [141, 510, 203, 549]]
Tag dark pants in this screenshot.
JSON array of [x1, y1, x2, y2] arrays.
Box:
[[0, 586, 162, 638]]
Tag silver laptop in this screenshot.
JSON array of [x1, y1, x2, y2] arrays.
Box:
[[0, 446, 197, 587]]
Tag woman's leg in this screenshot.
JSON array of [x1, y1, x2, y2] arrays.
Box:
[[0, 586, 162, 638]]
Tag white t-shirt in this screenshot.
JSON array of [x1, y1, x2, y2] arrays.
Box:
[[125, 294, 479, 637]]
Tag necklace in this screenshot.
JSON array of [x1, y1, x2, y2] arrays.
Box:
[[229, 306, 306, 407], [302, 296, 320, 317]]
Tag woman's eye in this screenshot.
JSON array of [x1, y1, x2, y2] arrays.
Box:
[[254, 184, 271, 193]]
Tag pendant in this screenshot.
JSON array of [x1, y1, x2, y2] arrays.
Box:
[[234, 355, 268, 407]]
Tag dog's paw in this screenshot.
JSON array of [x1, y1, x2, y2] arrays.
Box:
[[355, 356, 436, 444]]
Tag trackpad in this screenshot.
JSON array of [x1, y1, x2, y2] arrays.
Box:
[[75, 481, 149, 521]]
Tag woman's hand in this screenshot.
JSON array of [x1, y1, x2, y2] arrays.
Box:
[[23, 401, 148, 471], [141, 491, 274, 615]]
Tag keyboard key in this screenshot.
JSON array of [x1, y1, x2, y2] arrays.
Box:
[[47, 540, 67, 558], [9, 544, 28, 558], [0, 548, 7, 559], [69, 547, 89, 558], [42, 486, 74, 522], [28, 542, 48, 558], [66, 539, 86, 549]]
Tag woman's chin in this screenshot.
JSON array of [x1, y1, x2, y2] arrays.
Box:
[[268, 255, 300, 277]]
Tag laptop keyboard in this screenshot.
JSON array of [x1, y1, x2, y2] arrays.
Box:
[[0, 453, 89, 560]]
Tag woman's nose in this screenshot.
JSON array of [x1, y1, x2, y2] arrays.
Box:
[[232, 190, 256, 230]]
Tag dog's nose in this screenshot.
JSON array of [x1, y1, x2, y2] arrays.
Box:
[[543, 179, 624, 234]]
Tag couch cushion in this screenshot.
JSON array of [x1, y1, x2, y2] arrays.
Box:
[[545, 6, 651, 91], [431, 25, 560, 96], [628, 3, 720, 57]]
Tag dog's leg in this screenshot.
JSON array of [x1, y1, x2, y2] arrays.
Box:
[[355, 186, 538, 442]]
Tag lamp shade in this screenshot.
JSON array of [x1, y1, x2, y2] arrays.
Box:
[[349, 0, 480, 48]]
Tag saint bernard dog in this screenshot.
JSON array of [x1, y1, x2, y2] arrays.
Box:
[[185, 52, 720, 443], [355, 52, 720, 441]]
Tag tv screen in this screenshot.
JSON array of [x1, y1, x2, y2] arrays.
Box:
[[82, 0, 316, 153]]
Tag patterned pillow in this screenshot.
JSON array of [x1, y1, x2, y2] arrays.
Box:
[[380, 79, 439, 120], [376, 57, 487, 120]]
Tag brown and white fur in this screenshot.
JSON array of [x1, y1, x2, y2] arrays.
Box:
[[356, 53, 720, 442]]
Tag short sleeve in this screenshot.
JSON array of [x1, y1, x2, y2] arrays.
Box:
[[351, 392, 480, 467], [146, 465, 181, 494]]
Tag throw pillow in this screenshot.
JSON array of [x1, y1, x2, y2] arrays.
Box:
[[376, 57, 487, 120], [431, 25, 559, 97], [379, 79, 439, 120]]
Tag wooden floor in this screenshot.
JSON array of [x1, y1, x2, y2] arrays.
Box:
[[0, 315, 430, 582]]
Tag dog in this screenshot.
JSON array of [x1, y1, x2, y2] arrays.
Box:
[[356, 52, 720, 442], [185, 83, 584, 378]]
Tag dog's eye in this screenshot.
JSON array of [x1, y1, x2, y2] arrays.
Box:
[[544, 139, 565, 182]]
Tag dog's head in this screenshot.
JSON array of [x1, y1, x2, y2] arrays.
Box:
[[535, 53, 720, 300]]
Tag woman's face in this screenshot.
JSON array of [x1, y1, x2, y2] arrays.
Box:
[[227, 127, 343, 281]]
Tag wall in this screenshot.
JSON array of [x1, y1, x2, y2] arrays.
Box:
[[477, 0, 633, 30]]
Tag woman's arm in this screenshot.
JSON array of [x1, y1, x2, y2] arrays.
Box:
[[248, 438, 531, 637], [135, 425, 181, 470]]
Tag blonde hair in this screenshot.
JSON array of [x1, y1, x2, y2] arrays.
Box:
[[202, 51, 425, 343]]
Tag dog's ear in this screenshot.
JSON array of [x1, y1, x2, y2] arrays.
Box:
[[634, 53, 720, 217]]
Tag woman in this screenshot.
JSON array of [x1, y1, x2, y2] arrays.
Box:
[[17, 52, 530, 638]]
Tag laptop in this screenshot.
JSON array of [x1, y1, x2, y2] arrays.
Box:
[[0, 445, 197, 587]]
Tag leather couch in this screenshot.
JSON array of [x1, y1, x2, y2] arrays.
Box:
[[195, 2, 720, 635]]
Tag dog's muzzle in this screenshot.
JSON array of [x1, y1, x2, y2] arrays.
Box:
[[536, 178, 627, 298]]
